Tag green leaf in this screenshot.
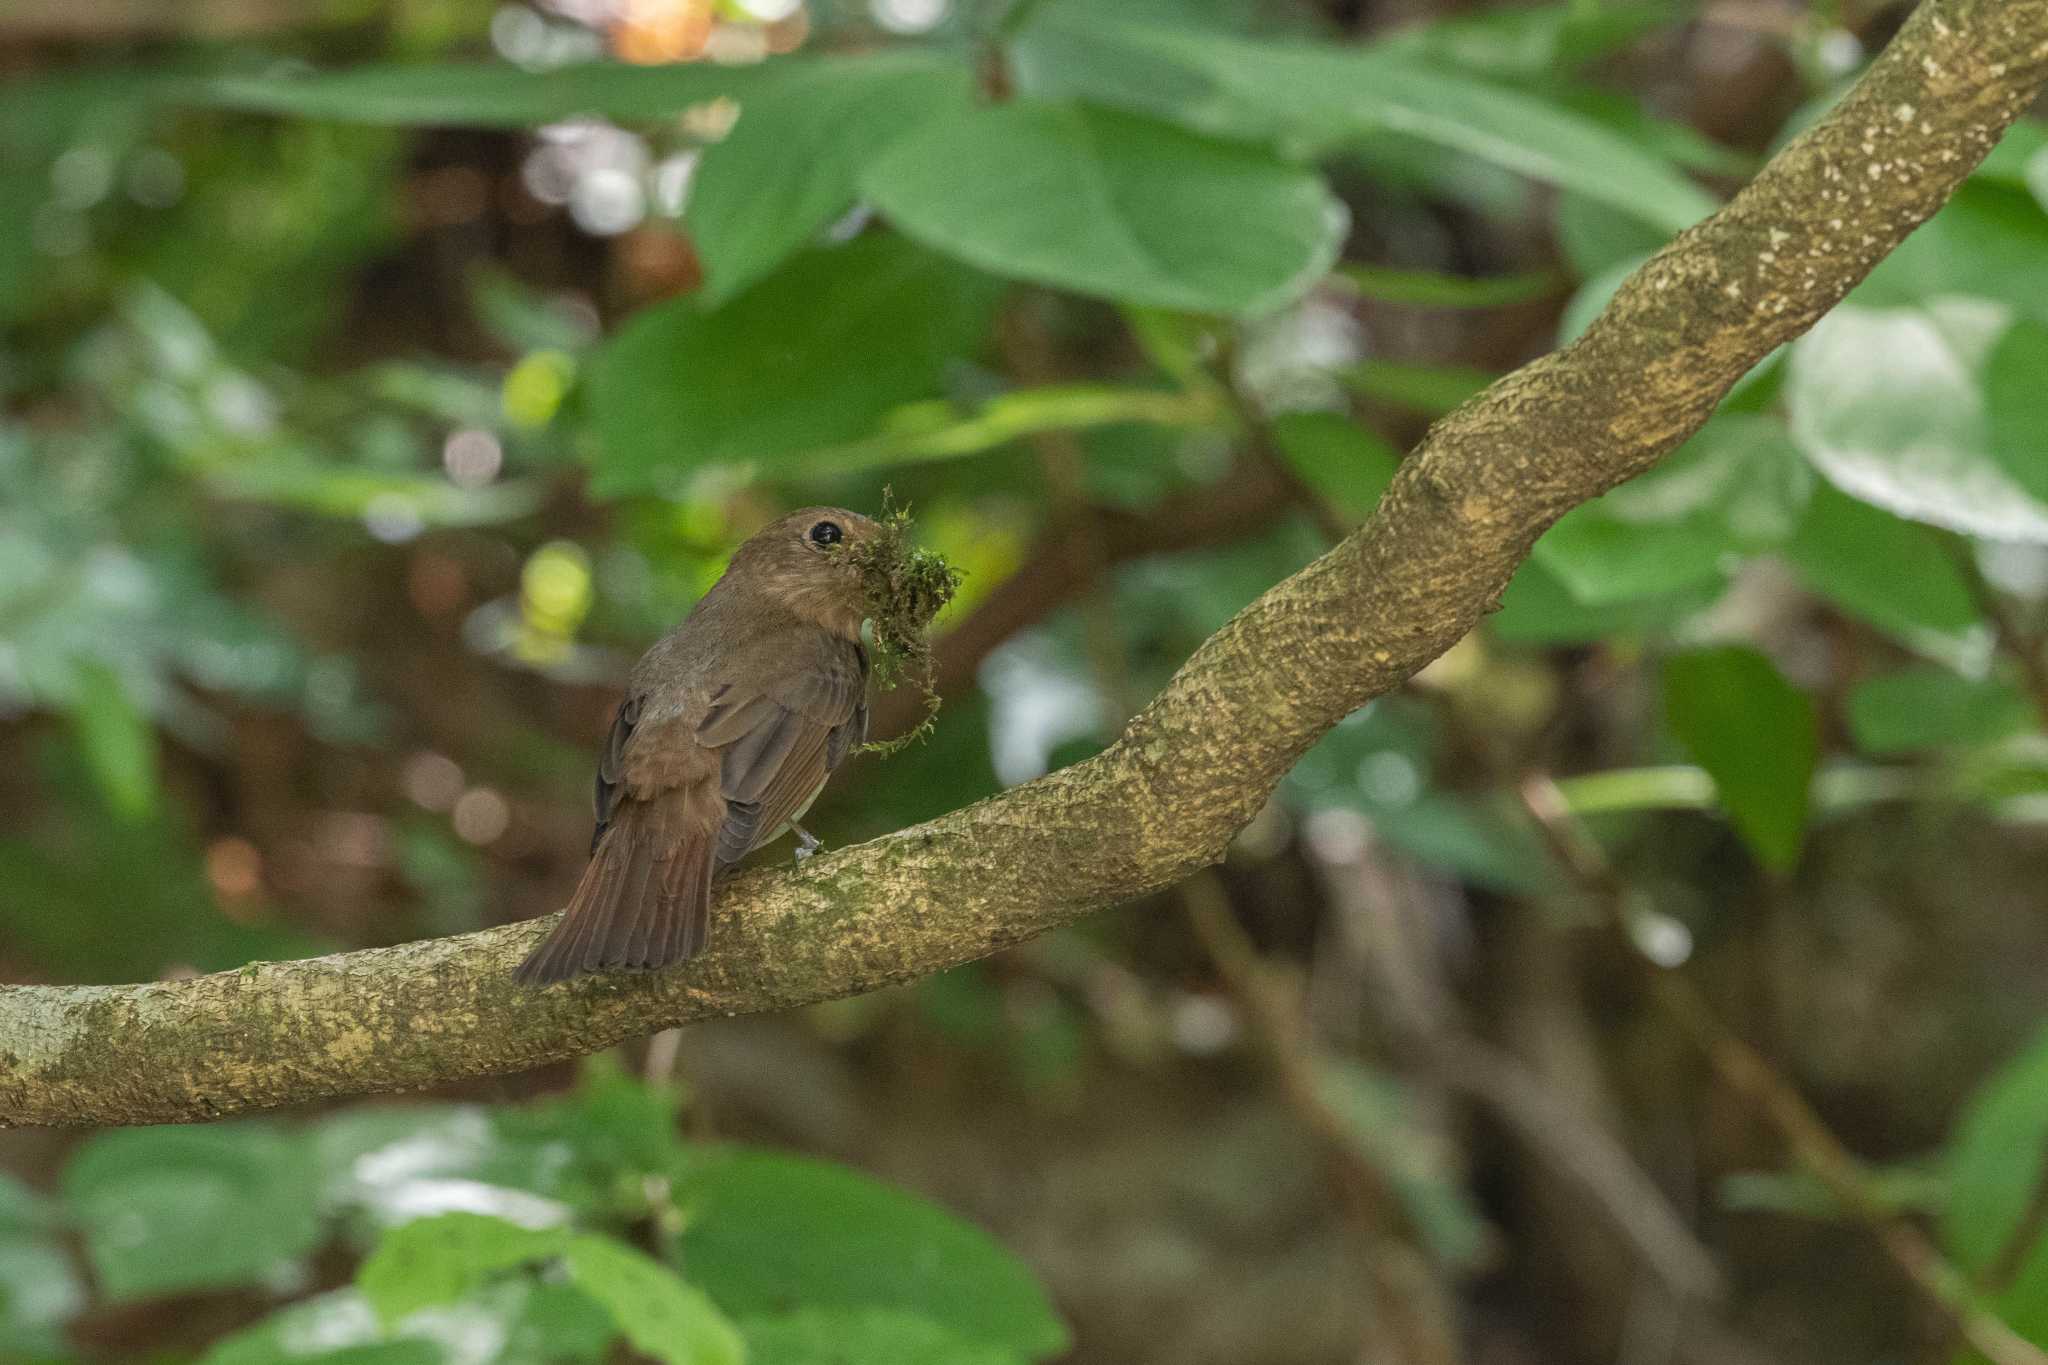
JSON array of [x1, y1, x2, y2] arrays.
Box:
[[355, 1211, 740, 1365], [1782, 484, 1982, 648], [863, 102, 1344, 317], [1534, 414, 1811, 606], [1376, 0, 1679, 80], [1556, 254, 1647, 345], [1987, 317, 2048, 504], [1553, 87, 1756, 179], [64, 658, 158, 822], [1720, 1165, 1943, 1219], [194, 456, 544, 526], [1313, 1059, 1492, 1268], [1010, 12, 1716, 233], [65, 1122, 325, 1301], [1977, 120, 2048, 191], [1554, 191, 1669, 278], [357, 1212, 569, 1324], [1343, 360, 1496, 415], [1339, 264, 1561, 309], [586, 233, 1001, 498], [1788, 300, 2048, 543], [559, 1236, 745, 1365], [0, 1174, 52, 1234], [1369, 793, 1556, 894], [1537, 510, 1729, 606], [1854, 183, 2048, 324], [188, 61, 761, 127], [797, 385, 1221, 475], [1944, 1023, 2048, 1343], [1662, 646, 1818, 870], [743, 1308, 1027, 1365], [690, 55, 973, 305], [313, 1105, 585, 1225], [1846, 666, 2034, 755], [0, 1232, 86, 1359], [1269, 410, 1399, 520], [201, 1284, 542, 1365], [677, 1149, 1067, 1357], [1490, 557, 1711, 645]]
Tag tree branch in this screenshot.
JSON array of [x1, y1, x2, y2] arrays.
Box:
[[4, 0, 2044, 1128]]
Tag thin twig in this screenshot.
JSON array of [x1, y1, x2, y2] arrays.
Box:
[[1518, 775, 2048, 1365], [1209, 339, 1353, 546], [1182, 871, 1464, 1365]]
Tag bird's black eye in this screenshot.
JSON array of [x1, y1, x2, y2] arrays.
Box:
[[809, 520, 843, 547]]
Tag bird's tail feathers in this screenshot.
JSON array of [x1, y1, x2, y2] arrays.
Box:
[[514, 794, 714, 985]]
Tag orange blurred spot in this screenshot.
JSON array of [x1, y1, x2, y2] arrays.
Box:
[[612, 0, 713, 63], [205, 836, 264, 913]]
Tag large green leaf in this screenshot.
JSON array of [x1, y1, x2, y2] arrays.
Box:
[[1847, 665, 2034, 755], [1269, 410, 1399, 520], [357, 1212, 568, 1324], [1375, 0, 1680, 81], [64, 1122, 325, 1301], [1490, 557, 1713, 645], [1782, 484, 1982, 649], [1987, 317, 2048, 504], [1534, 414, 1811, 605], [202, 1282, 602, 1365], [863, 101, 1345, 316], [0, 1231, 85, 1359], [189, 61, 760, 126], [1944, 1024, 2048, 1346], [1853, 183, 2048, 324], [1554, 191, 1669, 277], [689, 55, 974, 306], [1010, 11, 1715, 233], [561, 1236, 744, 1365], [64, 658, 159, 822], [358, 1213, 742, 1365], [1662, 646, 1817, 871], [677, 1149, 1068, 1358], [1788, 299, 2048, 543], [743, 1308, 1026, 1365], [1978, 120, 2048, 191], [586, 233, 1002, 497]]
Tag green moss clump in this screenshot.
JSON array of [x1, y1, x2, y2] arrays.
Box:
[[847, 497, 961, 754]]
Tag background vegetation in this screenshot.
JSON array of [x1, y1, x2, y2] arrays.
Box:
[[4, 0, 2048, 1361]]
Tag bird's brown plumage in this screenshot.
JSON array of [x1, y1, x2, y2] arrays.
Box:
[[514, 508, 878, 985]]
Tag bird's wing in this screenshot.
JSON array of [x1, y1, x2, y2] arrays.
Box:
[[696, 631, 868, 866], [590, 694, 639, 854]]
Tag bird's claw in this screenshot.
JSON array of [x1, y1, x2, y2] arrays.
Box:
[[793, 825, 822, 867]]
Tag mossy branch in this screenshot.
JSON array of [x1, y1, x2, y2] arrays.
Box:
[[4, 0, 2046, 1128]]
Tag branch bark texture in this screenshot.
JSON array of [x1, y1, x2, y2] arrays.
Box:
[[5, 0, 2046, 1127]]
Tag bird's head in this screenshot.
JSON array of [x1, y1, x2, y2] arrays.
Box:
[[724, 506, 884, 640]]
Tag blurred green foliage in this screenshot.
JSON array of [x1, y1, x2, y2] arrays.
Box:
[[12, 1060, 1065, 1364], [6, 0, 2048, 1359]]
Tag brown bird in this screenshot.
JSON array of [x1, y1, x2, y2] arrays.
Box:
[[515, 507, 879, 985]]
